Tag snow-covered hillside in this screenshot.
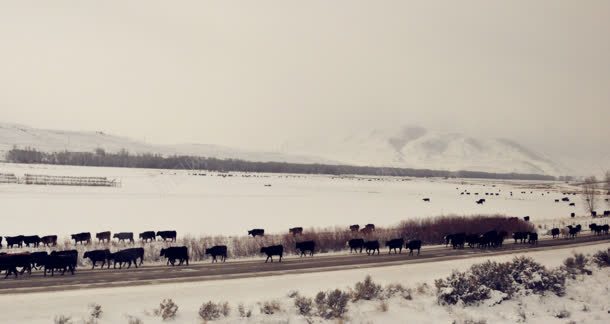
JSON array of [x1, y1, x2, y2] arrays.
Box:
[[285, 126, 567, 176]]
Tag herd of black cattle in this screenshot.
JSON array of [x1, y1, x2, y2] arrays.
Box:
[[1, 221, 608, 279]]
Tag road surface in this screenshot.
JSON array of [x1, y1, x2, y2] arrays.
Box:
[[1, 234, 608, 294]]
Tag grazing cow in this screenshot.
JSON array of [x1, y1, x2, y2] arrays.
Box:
[[30, 251, 48, 270], [72, 232, 91, 245], [139, 231, 156, 242], [476, 199, 486, 204], [385, 238, 404, 254], [22, 235, 41, 248], [44, 250, 77, 276], [5, 235, 24, 249], [349, 225, 360, 232], [422, 198, 430, 202], [569, 202, 575, 206], [528, 233, 538, 244], [260, 245, 283, 263], [160, 246, 189, 266], [41, 235, 57, 247], [0, 253, 32, 278], [449, 233, 466, 249], [289, 227, 303, 236], [113, 232, 134, 244], [364, 240, 380, 255], [523, 216, 530, 222], [295, 241, 316, 257], [84, 249, 111, 269], [96, 231, 111, 243], [551, 228, 560, 239], [562, 197, 570, 202], [205, 245, 228, 263], [348, 239, 365, 253], [407, 240, 422, 255], [157, 230, 177, 242], [513, 232, 529, 244], [247, 229, 264, 238], [465, 234, 480, 248], [110, 248, 144, 269]]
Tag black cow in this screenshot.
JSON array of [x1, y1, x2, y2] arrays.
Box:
[[23, 235, 41, 248], [562, 197, 570, 202], [601, 224, 609, 234], [247, 229, 264, 238], [364, 240, 380, 255], [72, 232, 91, 245], [513, 232, 529, 244], [551, 228, 560, 239], [44, 250, 77, 276], [289, 227, 303, 236], [422, 198, 430, 202], [592, 211, 597, 217], [260, 245, 283, 263], [139, 231, 156, 242], [84, 249, 111, 269], [157, 230, 177, 242], [385, 238, 404, 254], [348, 239, 365, 253], [567, 225, 580, 239], [604, 210, 610, 216], [41, 235, 58, 247], [0, 236, 2, 248], [465, 234, 480, 248], [295, 241, 315, 257], [523, 216, 530, 222], [365, 224, 375, 231], [205, 245, 228, 263], [5, 235, 24, 249], [476, 199, 485, 204], [113, 232, 134, 243], [110, 248, 144, 269], [449, 233, 466, 249], [528, 232, 538, 244], [349, 225, 360, 232], [407, 240, 422, 255], [96, 231, 111, 243], [569, 202, 575, 206], [30, 251, 49, 270], [160, 246, 189, 266], [0, 253, 32, 278]]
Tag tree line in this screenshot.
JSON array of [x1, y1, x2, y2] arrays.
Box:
[[4, 147, 556, 181]]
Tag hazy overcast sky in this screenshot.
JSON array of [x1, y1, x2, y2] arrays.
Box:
[[1, 1, 608, 168]]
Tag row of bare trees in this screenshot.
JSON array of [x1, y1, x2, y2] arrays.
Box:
[[581, 171, 610, 215]]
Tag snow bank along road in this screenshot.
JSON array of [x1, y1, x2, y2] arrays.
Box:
[[1, 234, 608, 294]]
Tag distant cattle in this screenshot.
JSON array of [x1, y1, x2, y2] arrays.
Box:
[[513, 232, 529, 244], [569, 203, 575, 206], [110, 248, 144, 269], [523, 216, 530, 222], [5, 235, 24, 249], [555, 199, 560, 202], [385, 238, 404, 254], [364, 240, 380, 255], [0, 253, 32, 278], [160, 246, 189, 266], [447, 233, 466, 249], [361, 224, 375, 234], [591, 211, 597, 217], [139, 231, 156, 242], [22, 235, 41, 248], [465, 234, 480, 248], [422, 198, 430, 202], [84, 249, 111, 269], [349, 225, 360, 232], [289, 227, 303, 236], [567, 225, 580, 239], [113, 232, 134, 244], [72, 232, 91, 245], [295, 241, 316, 257], [247, 229, 264, 238], [551, 228, 560, 239], [601, 224, 609, 234], [528, 233, 538, 244], [96, 231, 111, 243], [571, 213, 576, 218], [407, 240, 422, 255], [562, 197, 570, 202], [205, 245, 228, 263], [30, 251, 48, 270], [0, 236, 2, 248], [41, 235, 57, 247], [348, 239, 365, 253], [260, 245, 283, 263], [365, 224, 375, 231], [589, 224, 603, 235], [44, 250, 77, 276], [476, 199, 486, 204], [157, 230, 177, 242], [604, 211, 610, 216]]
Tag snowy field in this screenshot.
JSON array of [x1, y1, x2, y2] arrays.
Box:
[[1, 162, 603, 239], [1, 242, 608, 323]]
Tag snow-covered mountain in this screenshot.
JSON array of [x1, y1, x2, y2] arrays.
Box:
[[0, 122, 331, 164], [284, 126, 568, 176], [0, 122, 567, 175]]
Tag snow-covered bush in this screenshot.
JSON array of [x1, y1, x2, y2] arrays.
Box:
[[88, 303, 103, 319], [562, 253, 592, 278], [384, 283, 412, 300], [126, 315, 143, 324], [592, 248, 610, 267], [352, 275, 383, 301], [154, 299, 179, 321], [435, 270, 491, 305], [53, 315, 72, 324], [198, 301, 229, 321], [314, 289, 350, 319], [237, 303, 252, 318], [294, 295, 314, 316], [259, 300, 282, 315]]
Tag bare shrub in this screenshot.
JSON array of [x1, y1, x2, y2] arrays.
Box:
[[377, 300, 389, 312], [198, 301, 229, 321], [315, 289, 350, 319], [126, 315, 143, 324], [89, 303, 103, 319], [237, 303, 252, 318], [54, 315, 72, 324], [259, 300, 282, 315], [154, 299, 178, 321], [562, 253, 592, 278], [352, 275, 382, 301], [416, 282, 430, 295], [592, 248, 610, 267], [294, 295, 314, 316], [384, 283, 412, 300]]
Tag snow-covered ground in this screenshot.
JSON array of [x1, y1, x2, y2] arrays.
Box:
[[1, 162, 605, 238], [2, 242, 608, 323]]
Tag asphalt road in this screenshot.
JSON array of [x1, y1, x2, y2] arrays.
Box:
[[1, 234, 608, 294]]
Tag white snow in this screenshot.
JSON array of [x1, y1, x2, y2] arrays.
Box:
[[1, 242, 608, 323]]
